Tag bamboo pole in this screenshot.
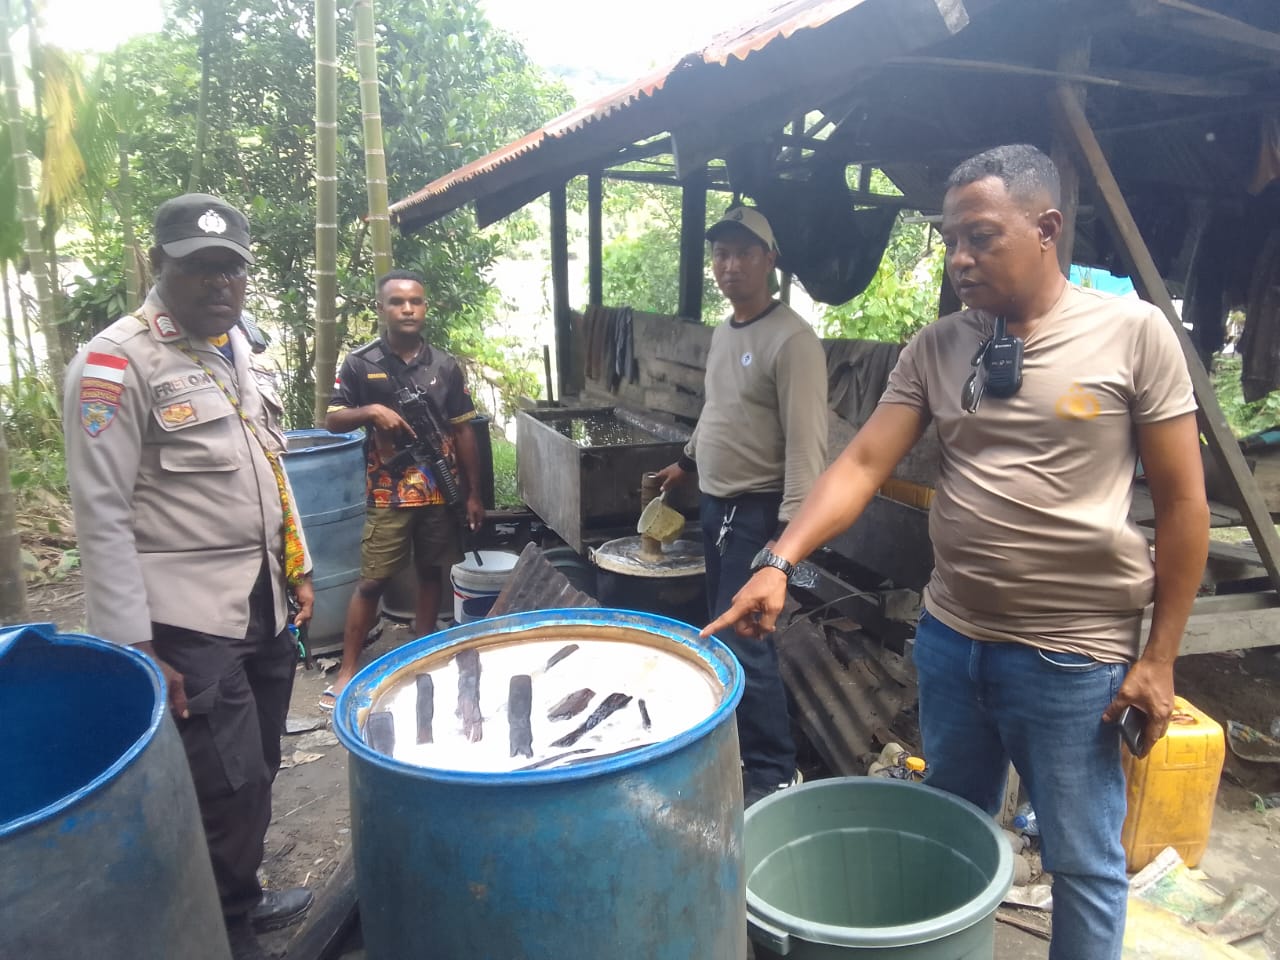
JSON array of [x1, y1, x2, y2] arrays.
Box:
[[1, 0, 64, 401], [0, 418, 28, 622], [312, 0, 338, 426], [355, 0, 392, 288]]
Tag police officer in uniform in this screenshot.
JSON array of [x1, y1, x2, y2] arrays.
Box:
[[64, 194, 315, 960]]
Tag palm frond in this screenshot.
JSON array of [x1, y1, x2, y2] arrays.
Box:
[[36, 45, 87, 211]]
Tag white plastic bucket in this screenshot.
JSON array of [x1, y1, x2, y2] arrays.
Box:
[[450, 550, 520, 623]]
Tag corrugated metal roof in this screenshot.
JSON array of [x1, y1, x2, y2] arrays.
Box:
[[390, 0, 890, 228]]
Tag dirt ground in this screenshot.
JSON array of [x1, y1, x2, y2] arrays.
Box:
[[25, 571, 1280, 958]]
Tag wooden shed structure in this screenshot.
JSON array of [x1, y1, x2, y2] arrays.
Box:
[[390, 0, 1280, 770]]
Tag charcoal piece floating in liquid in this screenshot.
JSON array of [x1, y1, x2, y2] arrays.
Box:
[[456, 647, 483, 743], [550, 692, 633, 748], [545, 644, 579, 671], [415, 674, 434, 744], [638, 698, 651, 730], [366, 711, 396, 756], [547, 687, 595, 722], [508, 674, 533, 758]]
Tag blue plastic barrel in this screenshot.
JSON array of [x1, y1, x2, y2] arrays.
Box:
[[334, 608, 747, 960], [0, 623, 230, 960], [283, 428, 365, 650]]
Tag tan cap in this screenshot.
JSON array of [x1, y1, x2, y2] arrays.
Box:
[[706, 206, 778, 253]]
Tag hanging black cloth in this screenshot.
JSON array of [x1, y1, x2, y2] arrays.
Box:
[[747, 161, 899, 306]]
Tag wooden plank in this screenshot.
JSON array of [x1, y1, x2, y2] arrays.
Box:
[[1051, 84, 1280, 591], [1142, 591, 1280, 655], [1050, 34, 1090, 276], [587, 173, 603, 307], [1148, 0, 1280, 62], [886, 55, 1254, 97], [643, 387, 704, 422], [677, 168, 706, 321], [640, 358, 707, 395], [1129, 485, 1241, 528], [636, 311, 713, 368], [549, 184, 572, 400]]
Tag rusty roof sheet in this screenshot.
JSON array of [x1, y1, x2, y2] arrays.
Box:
[[390, 0, 883, 227]]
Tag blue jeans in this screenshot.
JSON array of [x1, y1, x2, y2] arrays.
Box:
[[701, 492, 795, 789], [913, 611, 1129, 960]]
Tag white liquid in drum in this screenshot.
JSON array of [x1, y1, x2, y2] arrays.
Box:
[[369, 638, 721, 773]]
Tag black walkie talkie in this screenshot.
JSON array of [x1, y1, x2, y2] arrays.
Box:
[[984, 316, 1023, 398]]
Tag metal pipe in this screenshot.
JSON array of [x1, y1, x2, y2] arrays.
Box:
[[640, 472, 663, 561]]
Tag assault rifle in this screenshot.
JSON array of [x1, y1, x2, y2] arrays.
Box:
[[387, 384, 483, 566]]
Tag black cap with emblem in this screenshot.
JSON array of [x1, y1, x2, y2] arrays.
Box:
[[153, 193, 254, 264]]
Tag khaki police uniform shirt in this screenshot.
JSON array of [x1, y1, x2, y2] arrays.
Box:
[[879, 284, 1197, 662], [64, 290, 312, 646], [683, 301, 829, 521]]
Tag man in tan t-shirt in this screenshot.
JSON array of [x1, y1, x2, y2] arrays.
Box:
[[706, 145, 1208, 960]]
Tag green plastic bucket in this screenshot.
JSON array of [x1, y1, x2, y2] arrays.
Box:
[[745, 778, 1013, 959]]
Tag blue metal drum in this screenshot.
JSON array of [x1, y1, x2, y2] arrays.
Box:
[[282, 428, 365, 650], [334, 608, 746, 960], [0, 623, 229, 960]]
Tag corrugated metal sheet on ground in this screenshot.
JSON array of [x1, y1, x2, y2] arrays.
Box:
[[487, 542, 599, 616], [776, 605, 915, 776]]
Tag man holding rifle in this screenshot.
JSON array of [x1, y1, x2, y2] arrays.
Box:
[[323, 269, 485, 709]]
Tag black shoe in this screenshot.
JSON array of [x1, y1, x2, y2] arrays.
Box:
[[249, 887, 314, 933], [744, 769, 804, 808], [227, 919, 269, 960]]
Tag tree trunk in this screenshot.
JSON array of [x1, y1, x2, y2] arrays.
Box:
[[2, 267, 16, 389], [19, 284, 35, 370], [118, 132, 141, 308], [1, 0, 65, 399], [312, 0, 338, 426], [188, 0, 213, 192], [354, 0, 393, 290], [22, 0, 69, 381], [0, 417, 29, 622]]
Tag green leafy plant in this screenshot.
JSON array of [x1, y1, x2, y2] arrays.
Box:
[[818, 216, 942, 343], [598, 179, 726, 319], [489, 433, 520, 508], [1212, 354, 1280, 438]]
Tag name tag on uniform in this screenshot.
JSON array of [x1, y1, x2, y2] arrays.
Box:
[[366, 372, 388, 380], [153, 372, 214, 400]]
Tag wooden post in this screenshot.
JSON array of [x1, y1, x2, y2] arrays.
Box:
[[938, 269, 962, 318], [1050, 34, 1091, 276], [1052, 85, 1280, 589], [678, 167, 706, 321], [550, 183, 571, 401], [588, 172, 603, 307]]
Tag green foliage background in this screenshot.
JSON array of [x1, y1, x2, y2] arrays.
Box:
[[48, 0, 570, 429]]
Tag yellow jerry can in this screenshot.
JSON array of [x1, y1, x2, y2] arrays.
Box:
[[1121, 695, 1225, 873]]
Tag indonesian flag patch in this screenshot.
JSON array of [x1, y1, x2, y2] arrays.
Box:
[[80, 351, 127, 437]]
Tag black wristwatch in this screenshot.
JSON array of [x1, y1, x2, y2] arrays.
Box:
[[750, 547, 795, 580]]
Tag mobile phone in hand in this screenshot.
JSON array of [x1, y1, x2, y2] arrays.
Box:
[[1119, 704, 1151, 758]]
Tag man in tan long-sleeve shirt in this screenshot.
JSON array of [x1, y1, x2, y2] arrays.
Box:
[[658, 206, 827, 806]]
